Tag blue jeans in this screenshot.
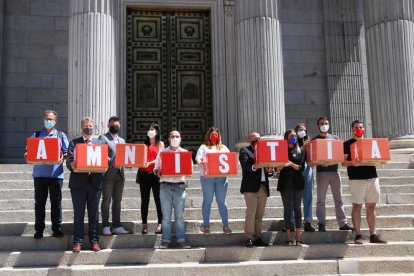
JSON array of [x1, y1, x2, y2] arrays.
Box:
[[160, 184, 186, 243], [200, 176, 229, 227], [290, 163, 314, 223]]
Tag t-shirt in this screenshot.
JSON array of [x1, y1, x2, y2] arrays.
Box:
[[154, 146, 190, 183], [343, 138, 378, 180], [195, 144, 230, 176], [312, 134, 340, 172]]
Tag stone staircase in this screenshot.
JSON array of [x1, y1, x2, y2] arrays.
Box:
[[0, 154, 413, 275]]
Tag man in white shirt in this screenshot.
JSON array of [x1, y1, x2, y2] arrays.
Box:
[[154, 130, 191, 249]]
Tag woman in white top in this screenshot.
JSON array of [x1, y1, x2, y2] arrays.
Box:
[[196, 127, 232, 235]]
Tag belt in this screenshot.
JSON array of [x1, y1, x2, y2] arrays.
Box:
[[161, 181, 185, 185]]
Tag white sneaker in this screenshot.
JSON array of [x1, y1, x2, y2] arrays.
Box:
[[112, 226, 129, 235], [103, 226, 112, 236]]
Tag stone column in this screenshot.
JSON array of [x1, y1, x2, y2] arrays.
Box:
[[323, 0, 372, 140], [68, 0, 116, 138], [364, 0, 414, 141], [234, 0, 285, 140]]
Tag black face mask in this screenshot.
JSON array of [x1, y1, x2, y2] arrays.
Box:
[[83, 127, 93, 135], [109, 126, 120, 134], [251, 139, 259, 147]]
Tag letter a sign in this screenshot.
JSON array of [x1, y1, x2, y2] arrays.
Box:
[[204, 152, 238, 177], [160, 151, 193, 176], [73, 144, 109, 172], [26, 137, 60, 164], [350, 138, 390, 165]]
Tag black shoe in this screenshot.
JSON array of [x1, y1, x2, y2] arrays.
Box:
[[245, 239, 254, 248], [33, 231, 43, 239], [303, 222, 315, 232], [318, 223, 326, 232], [52, 230, 64, 238], [253, 238, 269, 247], [339, 224, 354, 231]]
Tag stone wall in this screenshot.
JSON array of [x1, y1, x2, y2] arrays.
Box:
[[0, 0, 69, 161]]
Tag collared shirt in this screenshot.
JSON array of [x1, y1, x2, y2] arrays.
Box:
[[110, 133, 120, 144], [82, 136, 92, 144], [32, 129, 69, 179], [154, 146, 190, 183]]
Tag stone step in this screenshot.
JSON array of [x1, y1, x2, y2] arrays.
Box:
[[0, 242, 413, 269]]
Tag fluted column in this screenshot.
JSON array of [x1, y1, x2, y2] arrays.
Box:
[[364, 0, 414, 139], [68, 0, 116, 138], [235, 0, 285, 140], [323, 0, 372, 140]]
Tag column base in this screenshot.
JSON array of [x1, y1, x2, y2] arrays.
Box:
[[390, 135, 414, 152]]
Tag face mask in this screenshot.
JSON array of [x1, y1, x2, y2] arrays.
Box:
[[170, 137, 181, 147], [319, 124, 329, 133], [251, 138, 259, 147], [297, 130, 306, 139], [353, 128, 365, 137], [83, 127, 93, 135], [210, 133, 219, 144], [44, 120, 56, 129], [109, 126, 119, 134], [288, 136, 297, 145], [147, 130, 157, 139]]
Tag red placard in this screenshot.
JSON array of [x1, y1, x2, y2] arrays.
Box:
[[305, 139, 344, 166], [254, 139, 288, 166], [114, 144, 147, 167], [73, 144, 109, 173], [26, 138, 61, 164], [350, 138, 390, 165], [205, 152, 238, 177], [160, 151, 193, 176]]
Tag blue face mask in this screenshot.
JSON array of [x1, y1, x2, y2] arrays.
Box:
[[288, 136, 297, 145], [44, 119, 56, 129]]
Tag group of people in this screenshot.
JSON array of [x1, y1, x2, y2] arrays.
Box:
[[27, 110, 387, 253], [239, 117, 387, 247]]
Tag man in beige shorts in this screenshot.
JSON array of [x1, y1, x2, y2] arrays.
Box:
[[343, 120, 387, 244]]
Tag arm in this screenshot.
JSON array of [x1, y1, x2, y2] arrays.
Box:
[[153, 149, 162, 176], [66, 140, 75, 171], [239, 148, 257, 173]]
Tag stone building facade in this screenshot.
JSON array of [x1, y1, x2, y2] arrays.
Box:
[[0, 0, 413, 161]]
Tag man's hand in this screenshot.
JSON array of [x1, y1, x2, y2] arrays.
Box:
[[70, 161, 75, 171]]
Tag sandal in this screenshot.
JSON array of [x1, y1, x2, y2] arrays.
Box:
[[155, 224, 162, 234], [141, 224, 148, 234], [203, 226, 210, 235], [286, 240, 293, 246]]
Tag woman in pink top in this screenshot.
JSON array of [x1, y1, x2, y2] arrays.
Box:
[[136, 123, 164, 234], [196, 127, 232, 235]]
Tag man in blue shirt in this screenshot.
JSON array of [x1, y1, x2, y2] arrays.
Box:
[[25, 110, 69, 239]]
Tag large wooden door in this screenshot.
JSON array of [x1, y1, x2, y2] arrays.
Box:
[[126, 10, 212, 153]]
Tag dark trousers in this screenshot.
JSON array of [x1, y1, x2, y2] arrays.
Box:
[[34, 177, 63, 233], [101, 172, 125, 228], [280, 187, 303, 229], [138, 171, 162, 224], [70, 181, 101, 244]]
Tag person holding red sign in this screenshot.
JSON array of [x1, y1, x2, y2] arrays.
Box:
[[66, 117, 105, 252], [239, 132, 273, 248], [196, 127, 232, 235], [313, 117, 353, 232], [99, 116, 129, 236], [342, 120, 387, 244], [154, 130, 191, 249], [137, 123, 164, 234], [276, 130, 306, 246], [25, 110, 69, 239]]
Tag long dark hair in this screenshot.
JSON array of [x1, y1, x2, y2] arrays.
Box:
[[144, 123, 161, 146], [294, 123, 310, 147]]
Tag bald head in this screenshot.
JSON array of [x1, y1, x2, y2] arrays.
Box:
[[248, 132, 261, 145]]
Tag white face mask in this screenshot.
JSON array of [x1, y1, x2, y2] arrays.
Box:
[[319, 124, 329, 133], [147, 130, 157, 139], [297, 130, 306, 139], [170, 137, 181, 147]]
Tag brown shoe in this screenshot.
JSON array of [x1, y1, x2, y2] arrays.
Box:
[[91, 243, 101, 252], [223, 226, 232, 234], [354, 234, 363, 244], [177, 242, 191, 249], [72, 244, 81, 252], [370, 234, 387, 244], [141, 224, 148, 234], [159, 241, 170, 249], [203, 226, 210, 235]]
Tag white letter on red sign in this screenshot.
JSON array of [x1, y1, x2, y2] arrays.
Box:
[[327, 141, 333, 160], [87, 146, 102, 166], [371, 140, 381, 159], [36, 140, 47, 159], [354, 144, 359, 161], [174, 153, 181, 173], [218, 154, 230, 173], [267, 142, 279, 161], [125, 146, 136, 165]]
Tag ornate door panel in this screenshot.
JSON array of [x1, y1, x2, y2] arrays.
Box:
[[127, 10, 212, 153]]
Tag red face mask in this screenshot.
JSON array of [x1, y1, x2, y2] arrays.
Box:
[[210, 133, 219, 144], [353, 128, 365, 137]]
